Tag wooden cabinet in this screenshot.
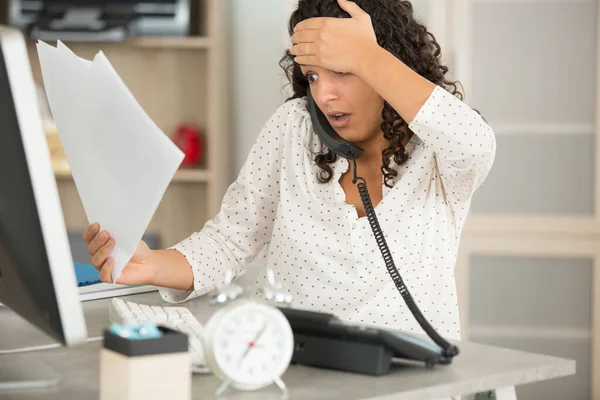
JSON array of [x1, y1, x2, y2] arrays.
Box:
[[1, 0, 231, 249]]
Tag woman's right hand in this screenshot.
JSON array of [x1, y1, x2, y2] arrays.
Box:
[[82, 223, 157, 285]]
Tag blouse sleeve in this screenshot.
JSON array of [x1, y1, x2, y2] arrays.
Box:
[[159, 100, 301, 303], [408, 85, 496, 204]]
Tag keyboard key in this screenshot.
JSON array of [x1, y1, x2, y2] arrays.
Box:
[[152, 315, 168, 323], [152, 306, 166, 315], [166, 307, 189, 312], [140, 305, 153, 314], [178, 309, 193, 317], [133, 311, 146, 320]]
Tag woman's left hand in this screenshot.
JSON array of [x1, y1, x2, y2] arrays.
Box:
[[290, 0, 379, 76]]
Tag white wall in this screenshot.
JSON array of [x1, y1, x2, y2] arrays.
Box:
[[229, 0, 295, 173]]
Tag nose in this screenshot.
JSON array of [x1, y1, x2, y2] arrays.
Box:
[[312, 78, 339, 110]]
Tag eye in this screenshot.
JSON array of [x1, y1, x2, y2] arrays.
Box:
[[304, 73, 318, 84]]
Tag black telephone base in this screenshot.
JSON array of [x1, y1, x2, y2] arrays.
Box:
[[291, 333, 395, 376]]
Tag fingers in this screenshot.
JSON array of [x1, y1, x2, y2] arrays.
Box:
[[91, 238, 115, 270], [294, 17, 327, 32], [290, 43, 316, 57], [82, 222, 100, 243], [88, 229, 111, 257], [98, 257, 114, 283], [83, 222, 115, 283], [291, 29, 318, 45], [294, 55, 317, 66], [336, 0, 366, 17]]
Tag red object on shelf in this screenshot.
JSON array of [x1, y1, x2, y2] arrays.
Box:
[[172, 124, 204, 167]]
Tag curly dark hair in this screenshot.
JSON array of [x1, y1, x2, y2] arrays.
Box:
[[280, 0, 464, 187]]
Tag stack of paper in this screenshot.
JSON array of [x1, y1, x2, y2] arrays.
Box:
[[37, 41, 184, 282]]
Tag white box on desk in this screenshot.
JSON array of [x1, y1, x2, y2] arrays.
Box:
[[100, 326, 191, 400]]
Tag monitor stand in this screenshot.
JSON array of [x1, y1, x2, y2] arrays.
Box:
[[0, 354, 60, 392]]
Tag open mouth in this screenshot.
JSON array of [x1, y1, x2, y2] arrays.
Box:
[[327, 112, 351, 127], [331, 113, 347, 120]]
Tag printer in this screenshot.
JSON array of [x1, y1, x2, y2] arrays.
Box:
[[9, 0, 191, 42]]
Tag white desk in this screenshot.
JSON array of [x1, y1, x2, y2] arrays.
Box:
[[0, 293, 575, 400]]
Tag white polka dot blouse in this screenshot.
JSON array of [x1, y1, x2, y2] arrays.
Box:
[[159, 85, 496, 340]]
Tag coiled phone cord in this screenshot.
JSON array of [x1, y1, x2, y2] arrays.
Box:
[[350, 157, 459, 360]]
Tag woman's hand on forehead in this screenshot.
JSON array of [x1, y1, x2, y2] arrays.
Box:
[[290, 0, 379, 77]]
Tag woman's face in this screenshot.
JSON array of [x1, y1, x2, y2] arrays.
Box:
[[300, 65, 385, 148]]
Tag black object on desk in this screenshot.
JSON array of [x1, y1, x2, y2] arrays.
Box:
[[103, 325, 188, 357], [279, 307, 451, 376]]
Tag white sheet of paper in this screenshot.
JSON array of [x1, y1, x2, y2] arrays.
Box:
[[37, 41, 184, 281]]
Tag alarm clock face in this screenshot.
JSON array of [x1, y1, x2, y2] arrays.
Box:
[[205, 300, 294, 390]]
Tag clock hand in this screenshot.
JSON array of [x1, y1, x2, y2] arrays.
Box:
[[239, 322, 268, 366]]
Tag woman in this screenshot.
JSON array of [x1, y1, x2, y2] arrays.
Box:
[[83, 0, 495, 340]]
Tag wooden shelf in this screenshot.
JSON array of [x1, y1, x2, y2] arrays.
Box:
[[54, 168, 212, 183], [172, 168, 212, 182], [122, 37, 213, 49], [16, 0, 231, 248]]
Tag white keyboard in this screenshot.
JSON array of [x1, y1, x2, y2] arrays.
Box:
[[109, 298, 210, 374]]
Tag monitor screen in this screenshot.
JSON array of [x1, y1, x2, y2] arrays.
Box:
[[0, 26, 86, 346]]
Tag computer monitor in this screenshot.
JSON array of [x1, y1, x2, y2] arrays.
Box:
[[0, 25, 87, 348]]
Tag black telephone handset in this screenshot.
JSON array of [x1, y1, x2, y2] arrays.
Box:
[[306, 88, 459, 361]]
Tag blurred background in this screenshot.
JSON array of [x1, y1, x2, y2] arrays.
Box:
[[0, 0, 597, 399]]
